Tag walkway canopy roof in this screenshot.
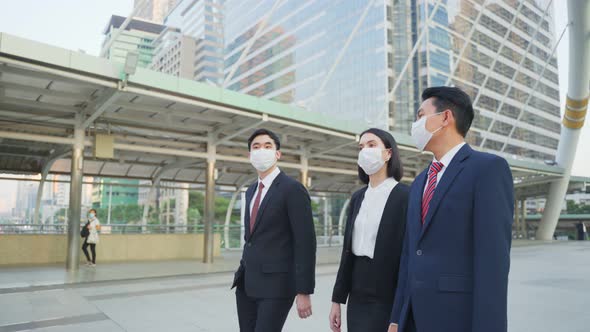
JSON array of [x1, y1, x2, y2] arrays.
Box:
[[0, 33, 585, 194]]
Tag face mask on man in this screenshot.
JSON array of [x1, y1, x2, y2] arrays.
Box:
[[358, 148, 387, 175], [411, 112, 445, 151], [250, 148, 277, 172]]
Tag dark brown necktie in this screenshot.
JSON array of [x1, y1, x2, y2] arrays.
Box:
[[249, 182, 265, 232]]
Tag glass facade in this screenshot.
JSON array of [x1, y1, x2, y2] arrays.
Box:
[[414, 0, 561, 162], [224, 0, 561, 163], [92, 179, 140, 209], [224, 0, 389, 128], [100, 16, 166, 69], [165, 0, 225, 84]]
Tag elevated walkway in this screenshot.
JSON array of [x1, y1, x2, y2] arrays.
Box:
[[0, 242, 587, 332], [0, 242, 555, 293]]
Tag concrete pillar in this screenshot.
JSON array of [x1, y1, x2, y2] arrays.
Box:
[[538, 0, 590, 240], [175, 183, 189, 233], [33, 171, 49, 224], [521, 199, 527, 239], [165, 194, 171, 233], [514, 199, 520, 238], [66, 125, 84, 270], [300, 154, 309, 188], [224, 185, 243, 249], [323, 196, 332, 245], [203, 142, 216, 263], [141, 183, 156, 233], [34, 151, 68, 225], [338, 198, 351, 237], [107, 183, 113, 225]]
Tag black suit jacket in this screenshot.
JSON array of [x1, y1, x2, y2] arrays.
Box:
[[232, 171, 316, 298], [332, 183, 409, 304]]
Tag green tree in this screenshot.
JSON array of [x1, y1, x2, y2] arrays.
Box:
[[566, 200, 590, 214], [188, 191, 240, 224], [93, 204, 142, 224], [567, 200, 578, 214]]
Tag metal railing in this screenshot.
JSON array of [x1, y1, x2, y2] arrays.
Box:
[[0, 223, 202, 235], [0, 223, 346, 249]]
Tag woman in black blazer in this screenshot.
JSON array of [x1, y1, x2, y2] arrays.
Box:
[[329, 128, 409, 332]]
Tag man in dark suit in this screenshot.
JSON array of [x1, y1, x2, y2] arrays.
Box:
[[232, 128, 316, 331], [389, 87, 514, 332]]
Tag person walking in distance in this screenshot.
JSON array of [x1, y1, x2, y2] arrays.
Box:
[[82, 209, 101, 266]]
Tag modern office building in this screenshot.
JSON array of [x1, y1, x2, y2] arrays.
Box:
[[413, 0, 561, 162], [92, 179, 140, 209], [151, 27, 198, 79], [223, 0, 561, 163], [100, 15, 166, 68], [134, 0, 178, 24], [224, 1, 390, 128], [13, 180, 36, 220], [162, 0, 225, 84]]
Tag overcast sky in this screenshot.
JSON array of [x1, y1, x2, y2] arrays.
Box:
[[0, 1, 587, 213]]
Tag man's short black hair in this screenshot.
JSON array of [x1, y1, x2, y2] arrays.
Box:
[[247, 128, 281, 151], [422, 86, 474, 137]]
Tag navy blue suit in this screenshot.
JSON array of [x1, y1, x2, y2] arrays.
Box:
[[390, 144, 514, 332]]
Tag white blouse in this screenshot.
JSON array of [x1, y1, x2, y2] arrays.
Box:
[[352, 178, 398, 259]]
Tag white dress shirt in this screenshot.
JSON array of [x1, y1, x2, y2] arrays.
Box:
[[250, 167, 281, 213], [352, 177, 399, 259], [423, 142, 466, 195]]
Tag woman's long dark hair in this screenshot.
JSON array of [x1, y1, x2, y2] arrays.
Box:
[[358, 128, 404, 184]]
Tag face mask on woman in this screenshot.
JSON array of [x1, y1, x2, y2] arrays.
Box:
[[357, 148, 386, 175], [89, 213, 95, 219]]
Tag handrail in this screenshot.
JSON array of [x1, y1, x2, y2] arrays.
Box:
[[0, 223, 347, 248]]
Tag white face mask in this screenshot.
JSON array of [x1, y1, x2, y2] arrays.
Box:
[[250, 148, 277, 172], [358, 148, 386, 175], [411, 112, 444, 151]]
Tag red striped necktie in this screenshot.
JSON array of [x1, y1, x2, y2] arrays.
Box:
[[421, 162, 444, 224], [250, 182, 265, 232]]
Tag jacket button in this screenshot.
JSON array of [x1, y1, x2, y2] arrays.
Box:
[[416, 250, 423, 256]]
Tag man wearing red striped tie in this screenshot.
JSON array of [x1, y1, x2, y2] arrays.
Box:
[[231, 129, 316, 332], [389, 87, 514, 332]]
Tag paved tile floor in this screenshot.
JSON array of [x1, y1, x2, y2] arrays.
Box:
[[0, 241, 588, 331]]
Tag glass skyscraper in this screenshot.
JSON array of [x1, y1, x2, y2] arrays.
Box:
[[224, 0, 561, 163], [164, 0, 225, 84], [101, 15, 166, 68], [414, 0, 561, 162], [224, 0, 390, 128]]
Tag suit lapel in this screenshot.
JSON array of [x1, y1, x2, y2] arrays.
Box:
[[249, 172, 283, 237], [372, 186, 399, 257], [420, 144, 472, 241]]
